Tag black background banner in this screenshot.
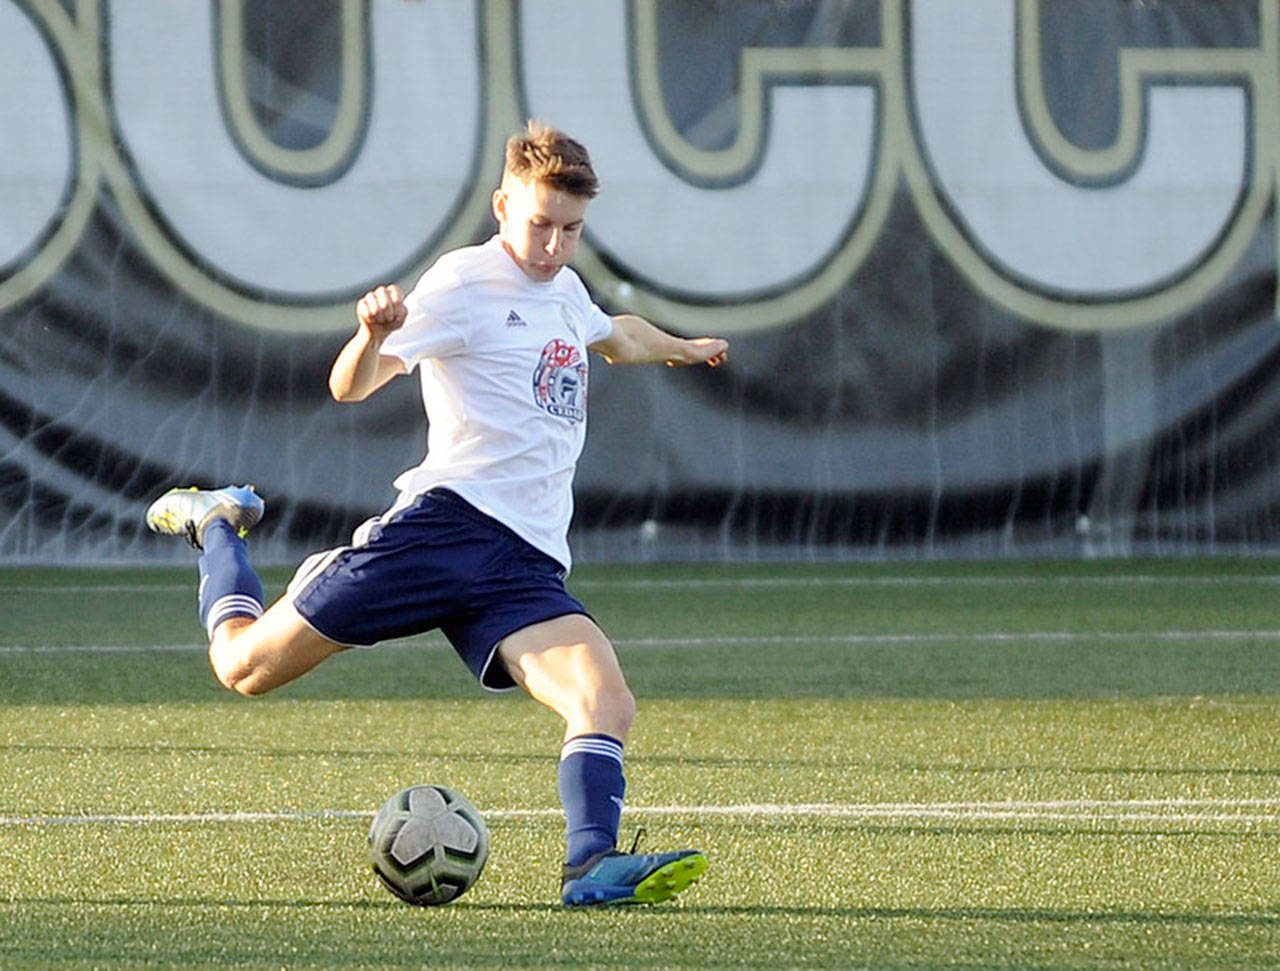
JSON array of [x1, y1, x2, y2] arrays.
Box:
[[1, 1, 1277, 564]]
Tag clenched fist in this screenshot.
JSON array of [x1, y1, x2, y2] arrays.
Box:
[[356, 284, 407, 340]]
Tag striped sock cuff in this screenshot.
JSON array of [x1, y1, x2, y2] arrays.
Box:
[[205, 594, 264, 639], [560, 734, 624, 767]]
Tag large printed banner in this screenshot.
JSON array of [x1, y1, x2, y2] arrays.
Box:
[[1, 0, 1277, 563]]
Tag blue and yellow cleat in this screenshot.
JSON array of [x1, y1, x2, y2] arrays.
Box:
[[145, 484, 264, 550], [561, 848, 707, 907]]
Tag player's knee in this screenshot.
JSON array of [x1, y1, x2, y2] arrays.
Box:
[[221, 669, 274, 696], [614, 684, 637, 732], [583, 682, 635, 738], [209, 655, 259, 696], [208, 640, 272, 696]]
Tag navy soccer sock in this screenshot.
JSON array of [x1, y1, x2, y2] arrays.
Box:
[[197, 519, 265, 639], [558, 734, 626, 867]]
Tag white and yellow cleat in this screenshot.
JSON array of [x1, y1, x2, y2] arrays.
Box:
[[145, 485, 264, 550]]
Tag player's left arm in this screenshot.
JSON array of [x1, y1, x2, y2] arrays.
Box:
[[590, 313, 728, 368]]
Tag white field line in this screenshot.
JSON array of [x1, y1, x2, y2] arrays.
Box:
[[1, 798, 1276, 828], [8, 627, 1280, 654], [574, 575, 1280, 590], [612, 629, 1280, 649], [6, 574, 1280, 597], [0, 584, 195, 594], [0, 643, 209, 654]]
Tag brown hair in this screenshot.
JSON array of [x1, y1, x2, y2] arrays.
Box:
[[503, 120, 599, 198]]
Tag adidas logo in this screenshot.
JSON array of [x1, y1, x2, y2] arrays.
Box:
[[505, 310, 527, 327]]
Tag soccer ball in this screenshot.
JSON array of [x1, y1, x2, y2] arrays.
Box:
[[367, 784, 489, 906]]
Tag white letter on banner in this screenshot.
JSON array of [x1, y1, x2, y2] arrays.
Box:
[[108, 2, 480, 297], [519, 0, 875, 298], [911, 0, 1246, 296], [0, 1, 74, 271]]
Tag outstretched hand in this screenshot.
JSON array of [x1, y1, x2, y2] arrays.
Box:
[[357, 284, 407, 341], [669, 337, 729, 368]]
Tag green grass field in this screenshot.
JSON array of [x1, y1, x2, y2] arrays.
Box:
[[2, 558, 1279, 968]]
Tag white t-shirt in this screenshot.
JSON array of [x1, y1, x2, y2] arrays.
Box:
[[380, 235, 615, 571]]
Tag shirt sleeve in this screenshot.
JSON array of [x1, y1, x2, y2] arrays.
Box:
[[562, 269, 615, 347], [584, 302, 614, 347], [380, 264, 470, 369]]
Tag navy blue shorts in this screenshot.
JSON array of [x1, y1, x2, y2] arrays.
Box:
[[288, 489, 588, 691]]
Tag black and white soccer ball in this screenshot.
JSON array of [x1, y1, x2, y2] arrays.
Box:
[[367, 784, 489, 906]]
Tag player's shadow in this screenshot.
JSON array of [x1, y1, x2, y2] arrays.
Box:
[[467, 902, 1280, 929], [20, 896, 406, 912], [20, 897, 1280, 929], [692, 905, 1280, 929]]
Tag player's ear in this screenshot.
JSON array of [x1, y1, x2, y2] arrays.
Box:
[[491, 188, 507, 225]]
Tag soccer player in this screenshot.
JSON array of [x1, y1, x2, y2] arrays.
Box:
[[146, 121, 727, 907]]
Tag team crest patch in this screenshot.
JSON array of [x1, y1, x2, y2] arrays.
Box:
[[533, 339, 587, 422]]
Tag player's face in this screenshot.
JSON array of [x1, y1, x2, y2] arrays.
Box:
[[494, 175, 590, 283]]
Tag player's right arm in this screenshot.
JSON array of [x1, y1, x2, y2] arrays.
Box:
[[329, 284, 409, 402]]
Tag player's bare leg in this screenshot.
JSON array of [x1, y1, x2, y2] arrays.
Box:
[[146, 484, 345, 695], [208, 603, 345, 695], [498, 613, 635, 741], [498, 614, 706, 906]]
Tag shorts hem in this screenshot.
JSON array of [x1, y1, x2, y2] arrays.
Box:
[[476, 608, 592, 693], [289, 592, 365, 650]]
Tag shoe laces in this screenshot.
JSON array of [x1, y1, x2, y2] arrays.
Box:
[[627, 826, 646, 855]]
